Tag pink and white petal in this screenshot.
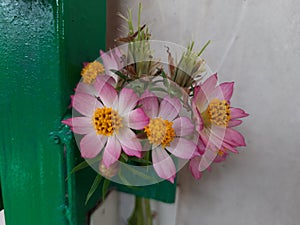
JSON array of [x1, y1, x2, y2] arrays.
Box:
[[166, 137, 197, 159], [228, 120, 243, 127], [139, 91, 159, 118], [207, 125, 227, 149], [192, 102, 204, 131], [158, 96, 181, 121], [214, 155, 227, 163], [62, 117, 73, 127], [94, 79, 118, 107], [197, 135, 207, 155], [193, 86, 209, 113], [122, 145, 142, 158], [220, 82, 234, 101], [100, 50, 121, 81], [224, 128, 246, 147], [221, 142, 239, 153], [189, 156, 202, 179], [62, 117, 94, 135], [211, 82, 234, 101], [95, 74, 116, 87], [198, 144, 219, 171], [208, 127, 240, 152], [75, 82, 96, 96], [118, 88, 139, 113], [80, 132, 107, 158], [128, 108, 149, 130], [102, 135, 122, 168], [73, 93, 102, 117], [117, 128, 142, 155], [201, 73, 218, 95], [152, 147, 176, 183], [230, 107, 249, 119], [173, 117, 194, 136]]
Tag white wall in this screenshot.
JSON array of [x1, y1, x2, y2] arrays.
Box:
[[101, 0, 300, 225], [0, 210, 5, 225]]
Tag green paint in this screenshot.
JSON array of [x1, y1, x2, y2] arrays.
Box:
[[0, 0, 106, 224], [0, 183, 3, 210]]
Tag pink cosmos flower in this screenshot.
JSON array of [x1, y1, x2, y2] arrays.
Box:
[[63, 78, 149, 168], [190, 74, 249, 179], [140, 91, 198, 183]]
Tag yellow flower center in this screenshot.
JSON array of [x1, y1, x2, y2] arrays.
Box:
[[218, 149, 226, 157], [81, 61, 105, 84], [144, 118, 176, 148], [92, 107, 122, 136], [207, 98, 231, 127]]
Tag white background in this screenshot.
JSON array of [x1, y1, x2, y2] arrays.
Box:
[[1, 0, 300, 225]]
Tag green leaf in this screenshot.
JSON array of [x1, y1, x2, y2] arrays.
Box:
[[120, 153, 129, 162], [128, 157, 152, 165], [118, 169, 132, 186], [123, 164, 158, 183], [85, 175, 103, 205], [102, 179, 111, 200], [67, 155, 101, 180], [198, 40, 211, 56], [110, 69, 129, 81]]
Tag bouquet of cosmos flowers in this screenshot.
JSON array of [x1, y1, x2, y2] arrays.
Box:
[[62, 4, 248, 225]]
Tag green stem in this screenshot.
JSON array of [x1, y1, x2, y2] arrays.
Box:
[[127, 196, 153, 225], [127, 197, 144, 225], [144, 198, 153, 225]]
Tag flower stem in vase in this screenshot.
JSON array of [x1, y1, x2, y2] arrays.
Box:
[[144, 198, 153, 225], [127, 196, 153, 225]]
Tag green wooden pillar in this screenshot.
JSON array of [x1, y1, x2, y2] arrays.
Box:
[[0, 0, 106, 224]]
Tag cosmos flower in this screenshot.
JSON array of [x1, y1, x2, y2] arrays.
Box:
[[190, 74, 249, 179], [140, 91, 198, 183], [63, 78, 149, 168]]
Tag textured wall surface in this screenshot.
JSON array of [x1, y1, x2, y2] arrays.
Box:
[[104, 0, 300, 225]]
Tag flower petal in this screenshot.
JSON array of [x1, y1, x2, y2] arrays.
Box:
[[80, 132, 107, 158], [198, 144, 218, 171], [94, 79, 118, 107], [172, 117, 194, 136], [117, 128, 142, 157], [62, 117, 94, 134], [102, 135, 121, 168], [192, 102, 204, 131], [139, 91, 159, 118], [230, 107, 249, 119], [128, 108, 149, 130], [100, 49, 122, 81], [228, 120, 242, 127], [202, 73, 218, 95], [122, 145, 142, 158], [166, 137, 197, 159], [96, 74, 116, 87], [189, 156, 202, 179], [220, 82, 234, 101], [224, 128, 246, 147], [118, 88, 139, 113], [73, 93, 102, 117], [214, 151, 228, 163], [152, 147, 176, 183], [158, 96, 181, 121], [75, 82, 96, 96], [193, 86, 209, 113], [211, 82, 234, 101]]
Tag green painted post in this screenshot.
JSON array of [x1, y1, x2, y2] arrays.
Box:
[[0, 0, 106, 224]]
